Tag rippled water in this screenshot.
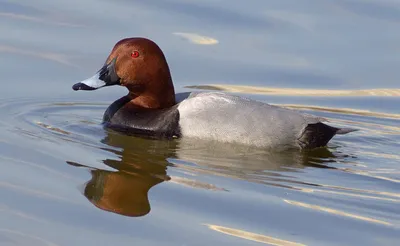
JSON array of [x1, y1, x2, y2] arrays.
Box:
[[1, 0, 400, 245], [0, 93, 399, 245]]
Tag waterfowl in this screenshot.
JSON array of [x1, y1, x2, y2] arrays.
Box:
[[72, 37, 356, 149]]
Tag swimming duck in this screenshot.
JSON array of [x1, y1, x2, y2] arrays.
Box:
[[72, 37, 356, 149]]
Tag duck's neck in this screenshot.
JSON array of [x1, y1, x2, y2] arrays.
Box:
[[127, 79, 176, 110]]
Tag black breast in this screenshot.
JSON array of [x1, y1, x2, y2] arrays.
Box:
[[102, 96, 181, 138]]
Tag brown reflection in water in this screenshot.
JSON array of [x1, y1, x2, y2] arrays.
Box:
[[67, 132, 173, 217], [65, 161, 166, 217], [66, 131, 227, 217], [82, 169, 164, 217]]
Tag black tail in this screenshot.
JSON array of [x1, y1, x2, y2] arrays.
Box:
[[297, 122, 356, 149]]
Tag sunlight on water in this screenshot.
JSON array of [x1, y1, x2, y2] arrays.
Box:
[[187, 84, 400, 97], [173, 32, 219, 45], [283, 200, 392, 226], [205, 224, 306, 246]]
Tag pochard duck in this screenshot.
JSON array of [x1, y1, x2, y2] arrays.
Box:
[[72, 37, 356, 149]]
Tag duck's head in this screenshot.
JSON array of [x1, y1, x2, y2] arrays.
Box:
[[73, 37, 176, 109]]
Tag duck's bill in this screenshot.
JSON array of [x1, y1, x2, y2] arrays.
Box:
[[72, 57, 120, 91], [72, 73, 105, 90]]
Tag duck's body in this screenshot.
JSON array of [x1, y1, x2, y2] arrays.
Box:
[[102, 91, 353, 149], [73, 37, 356, 150]]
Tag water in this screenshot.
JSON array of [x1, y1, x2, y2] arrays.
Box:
[[1, 0, 399, 245]]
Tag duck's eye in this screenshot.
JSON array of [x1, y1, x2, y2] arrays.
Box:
[[131, 51, 139, 58]]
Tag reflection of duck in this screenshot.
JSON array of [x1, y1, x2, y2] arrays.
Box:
[[67, 132, 174, 217], [82, 169, 163, 217], [72, 37, 356, 149], [171, 139, 347, 192], [174, 138, 339, 175], [67, 128, 349, 218]]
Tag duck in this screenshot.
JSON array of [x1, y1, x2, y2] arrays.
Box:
[[72, 37, 356, 149]]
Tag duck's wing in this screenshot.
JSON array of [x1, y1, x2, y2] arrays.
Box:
[[177, 92, 326, 148]]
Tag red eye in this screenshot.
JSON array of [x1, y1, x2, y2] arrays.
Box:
[[131, 51, 139, 58]]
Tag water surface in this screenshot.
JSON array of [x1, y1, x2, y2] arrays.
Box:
[[0, 0, 399, 245]]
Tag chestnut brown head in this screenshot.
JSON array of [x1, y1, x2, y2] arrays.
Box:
[[73, 37, 176, 109]]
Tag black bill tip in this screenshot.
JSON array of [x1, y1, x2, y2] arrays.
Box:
[[72, 83, 96, 91]]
